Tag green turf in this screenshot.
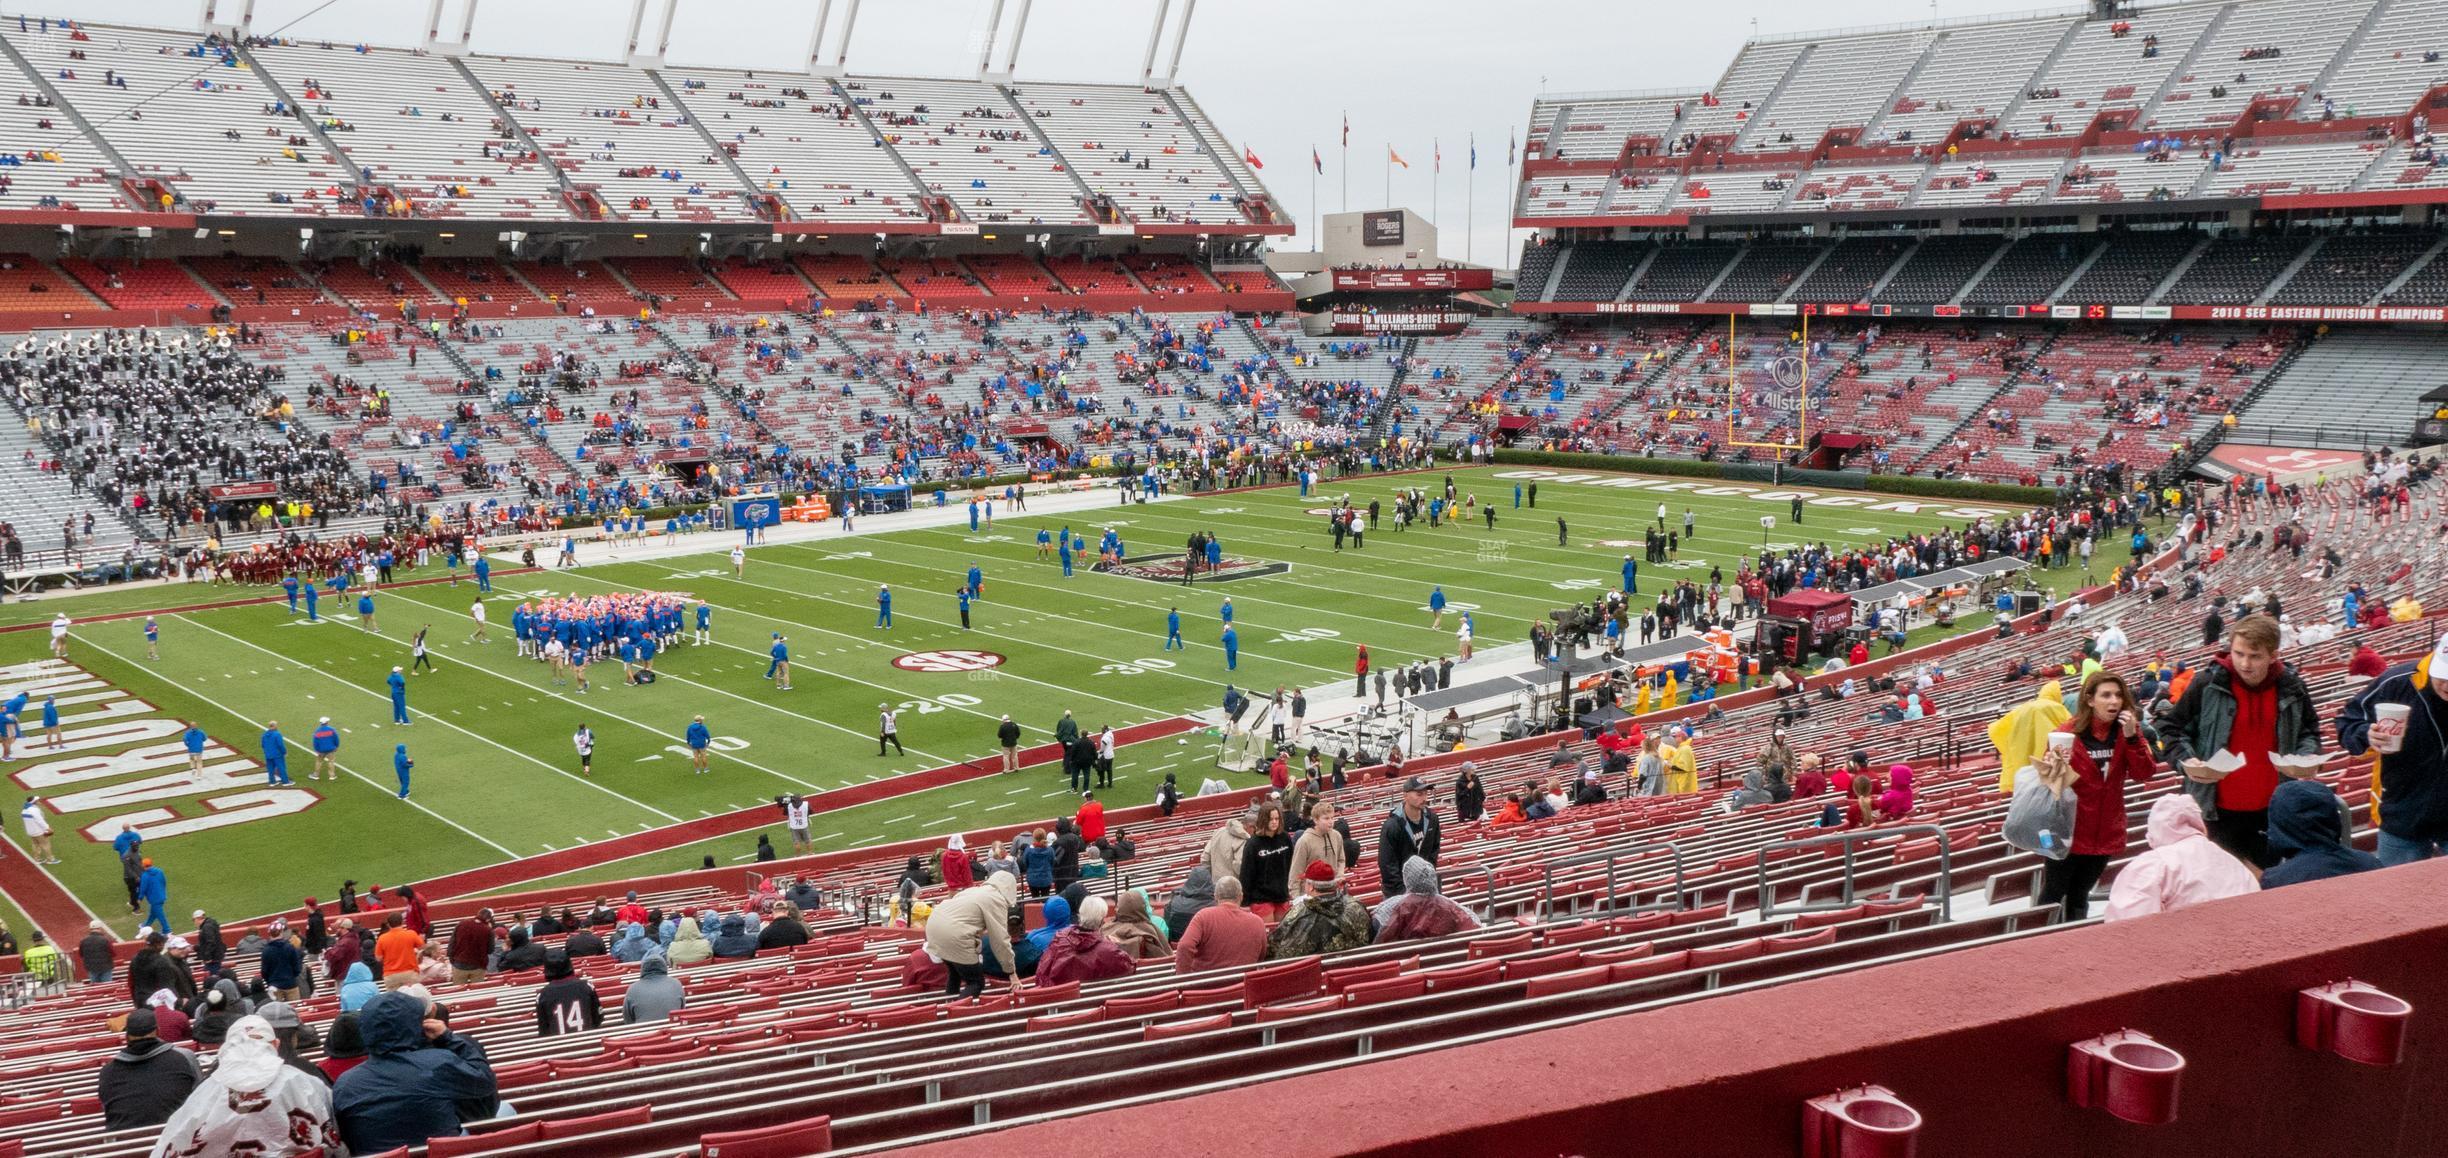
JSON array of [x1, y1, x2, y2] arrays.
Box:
[[1, 465, 2034, 927]]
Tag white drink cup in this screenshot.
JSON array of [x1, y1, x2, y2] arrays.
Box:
[[2047, 731, 2076, 755], [2370, 704, 2411, 754]]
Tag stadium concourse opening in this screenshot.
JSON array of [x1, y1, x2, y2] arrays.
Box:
[[2, 0, 2448, 1155]]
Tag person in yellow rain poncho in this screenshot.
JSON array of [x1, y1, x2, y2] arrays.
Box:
[[1632, 680, 1653, 715], [1663, 727, 1700, 795], [1659, 672, 1680, 710], [1989, 679, 2071, 792]]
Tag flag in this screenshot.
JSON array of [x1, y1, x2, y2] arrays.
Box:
[[1507, 130, 1516, 168], [1341, 112, 1349, 148], [1389, 146, 1408, 169], [1470, 133, 1477, 170], [1434, 139, 1441, 173], [1243, 145, 1263, 169], [1311, 146, 1323, 174]]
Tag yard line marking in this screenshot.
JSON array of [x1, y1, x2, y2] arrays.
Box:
[[986, 802, 1016, 811], [70, 630, 522, 859], [1006, 786, 1031, 794], [883, 814, 914, 824], [170, 616, 686, 825], [815, 832, 843, 843], [830, 534, 1444, 646], [763, 545, 1380, 684]]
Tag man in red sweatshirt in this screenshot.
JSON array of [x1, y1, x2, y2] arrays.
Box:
[[2161, 615, 2321, 868], [447, 909, 494, 984]]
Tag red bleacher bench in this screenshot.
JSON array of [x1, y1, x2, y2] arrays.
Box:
[[1103, 991, 1184, 1019], [1343, 975, 1428, 1006], [429, 1121, 541, 1156], [1025, 1008, 1103, 1032], [1466, 931, 1536, 960], [1241, 957, 1325, 1007], [1504, 950, 1587, 982], [700, 1116, 832, 1157], [1419, 960, 1503, 991], [1144, 1012, 1233, 1041], [1524, 964, 1617, 999], [1610, 949, 1694, 981]]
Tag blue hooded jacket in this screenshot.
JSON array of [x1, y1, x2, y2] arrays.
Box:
[[339, 961, 380, 1012], [1023, 895, 1072, 962], [332, 990, 497, 1154], [607, 922, 654, 964], [2261, 780, 2382, 890]]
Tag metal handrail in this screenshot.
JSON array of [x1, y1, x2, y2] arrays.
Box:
[[1755, 823, 1952, 923], [1537, 839, 1691, 922]]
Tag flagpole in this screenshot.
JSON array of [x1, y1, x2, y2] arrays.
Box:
[[1431, 137, 1439, 241], [1466, 132, 1475, 267], [1310, 155, 1318, 253], [1340, 109, 1348, 215]]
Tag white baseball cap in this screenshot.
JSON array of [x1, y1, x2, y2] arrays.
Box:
[[2428, 634, 2448, 682]]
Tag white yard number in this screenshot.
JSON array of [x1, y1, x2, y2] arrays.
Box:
[[1551, 578, 1605, 591], [663, 569, 729, 580], [961, 535, 1013, 544], [897, 693, 984, 715], [1094, 658, 1179, 677], [662, 736, 750, 758], [1271, 627, 1343, 644], [822, 551, 874, 561]]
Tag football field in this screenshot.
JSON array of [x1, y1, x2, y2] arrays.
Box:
[[0, 465, 2031, 932]]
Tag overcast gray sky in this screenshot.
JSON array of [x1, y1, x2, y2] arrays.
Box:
[[48, 0, 2070, 266]]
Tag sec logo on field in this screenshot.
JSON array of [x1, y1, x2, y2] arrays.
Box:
[[891, 650, 1008, 673]]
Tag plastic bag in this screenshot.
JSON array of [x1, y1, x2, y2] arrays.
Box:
[[2000, 763, 2077, 860]]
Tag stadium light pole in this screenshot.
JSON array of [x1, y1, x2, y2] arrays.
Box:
[[622, 0, 649, 61], [806, 0, 834, 74], [1139, 0, 1173, 86], [1161, 0, 1197, 87], [833, 0, 864, 72], [457, 0, 481, 52], [999, 0, 1035, 76], [654, 0, 680, 63], [973, 0, 1005, 80]]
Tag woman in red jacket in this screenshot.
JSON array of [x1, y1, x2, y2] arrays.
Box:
[[1354, 644, 1371, 699], [2037, 670, 2159, 920]]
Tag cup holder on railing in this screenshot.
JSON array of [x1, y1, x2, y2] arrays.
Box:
[[1802, 1084, 1922, 1158], [2297, 980, 2412, 1066], [2067, 1029, 2185, 1125]]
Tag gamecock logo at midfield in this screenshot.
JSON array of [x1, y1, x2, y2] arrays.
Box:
[[891, 650, 1008, 673]]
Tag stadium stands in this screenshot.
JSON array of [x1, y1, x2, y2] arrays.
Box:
[[851, 77, 1093, 227], [2229, 325, 2448, 442], [6, 469, 2433, 1154], [244, 39, 568, 220], [1875, 236, 2003, 305], [462, 56, 760, 224]]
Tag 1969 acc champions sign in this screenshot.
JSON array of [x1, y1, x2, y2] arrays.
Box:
[[891, 650, 1007, 673]]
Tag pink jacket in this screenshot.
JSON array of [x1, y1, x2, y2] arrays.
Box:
[[2104, 795, 2260, 921]]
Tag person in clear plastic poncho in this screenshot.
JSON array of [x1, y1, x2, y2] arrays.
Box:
[[150, 1014, 338, 1158]]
